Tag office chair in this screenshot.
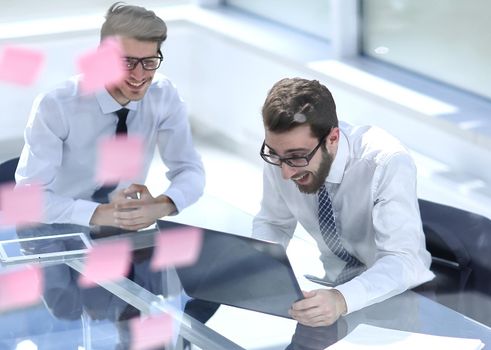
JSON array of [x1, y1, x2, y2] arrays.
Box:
[[0, 156, 20, 184], [417, 198, 491, 326]]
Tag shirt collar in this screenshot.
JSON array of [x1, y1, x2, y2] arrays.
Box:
[[95, 88, 139, 115], [326, 128, 348, 184]]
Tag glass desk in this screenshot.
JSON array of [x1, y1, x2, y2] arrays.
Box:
[[1, 195, 491, 350], [0, 224, 244, 350]]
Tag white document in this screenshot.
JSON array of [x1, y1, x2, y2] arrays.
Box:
[[326, 324, 484, 350]]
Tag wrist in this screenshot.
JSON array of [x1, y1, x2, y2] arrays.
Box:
[[332, 288, 348, 316], [89, 203, 112, 226], [156, 195, 177, 216]]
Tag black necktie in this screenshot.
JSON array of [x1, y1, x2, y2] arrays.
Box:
[[115, 108, 129, 135], [92, 108, 130, 203]]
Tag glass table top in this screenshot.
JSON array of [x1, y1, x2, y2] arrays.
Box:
[[1, 195, 491, 350]]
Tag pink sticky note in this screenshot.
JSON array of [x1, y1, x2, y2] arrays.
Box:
[[151, 227, 203, 271], [77, 37, 126, 93], [130, 313, 173, 350], [0, 182, 43, 227], [0, 265, 43, 312], [78, 239, 132, 288], [95, 135, 144, 184], [0, 45, 45, 86]]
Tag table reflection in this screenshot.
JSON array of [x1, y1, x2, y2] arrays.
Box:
[[1, 223, 220, 349], [285, 321, 345, 350]]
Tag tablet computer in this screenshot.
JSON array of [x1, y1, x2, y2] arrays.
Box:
[[156, 220, 304, 319], [0, 232, 91, 263]]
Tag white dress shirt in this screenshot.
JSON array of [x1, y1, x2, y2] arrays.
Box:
[[253, 122, 434, 314], [16, 73, 205, 226]]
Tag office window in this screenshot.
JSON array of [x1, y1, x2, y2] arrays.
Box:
[[226, 0, 331, 41], [362, 0, 491, 100]]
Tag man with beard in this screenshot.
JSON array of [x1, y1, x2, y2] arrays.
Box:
[[253, 78, 434, 327]]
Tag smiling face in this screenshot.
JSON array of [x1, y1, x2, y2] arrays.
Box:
[[107, 37, 159, 105], [265, 124, 339, 194]]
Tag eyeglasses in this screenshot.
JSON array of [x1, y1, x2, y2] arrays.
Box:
[[260, 133, 329, 167], [123, 50, 163, 71]]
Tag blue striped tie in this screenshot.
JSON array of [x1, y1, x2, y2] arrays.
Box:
[[318, 185, 365, 284]]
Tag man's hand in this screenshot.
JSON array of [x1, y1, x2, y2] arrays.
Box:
[[112, 184, 176, 231], [90, 184, 176, 231], [289, 289, 347, 327], [89, 203, 118, 227]]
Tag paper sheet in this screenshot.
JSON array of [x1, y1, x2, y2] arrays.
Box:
[[150, 227, 203, 271], [78, 238, 131, 288], [0, 266, 43, 312], [130, 313, 173, 350], [77, 37, 126, 93], [0, 183, 43, 227], [95, 135, 144, 184], [0, 45, 45, 85], [326, 324, 484, 350]]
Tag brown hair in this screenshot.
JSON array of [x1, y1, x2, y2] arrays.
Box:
[[262, 78, 338, 140]]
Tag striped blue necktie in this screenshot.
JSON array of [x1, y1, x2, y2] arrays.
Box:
[[318, 185, 365, 284]]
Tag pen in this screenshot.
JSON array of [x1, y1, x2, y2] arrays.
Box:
[[126, 191, 141, 200], [304, 274, 335, 287]]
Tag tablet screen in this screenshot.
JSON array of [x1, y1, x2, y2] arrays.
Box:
[[156, 220, 303, 319], [0, 233, 91, 263]]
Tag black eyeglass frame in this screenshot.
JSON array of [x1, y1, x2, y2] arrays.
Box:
[[123, 50, 163, 71], [260, 132, 330, 168]]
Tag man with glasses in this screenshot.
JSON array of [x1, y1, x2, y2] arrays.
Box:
[[16, 2, 204, 230], [253, 78, 434, 327], [13, 3, 215, 347]]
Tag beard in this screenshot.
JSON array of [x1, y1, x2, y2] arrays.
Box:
[[296, 148, 333, 194]]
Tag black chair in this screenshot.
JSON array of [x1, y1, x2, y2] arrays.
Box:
[[0, 157, 20, 184], [418, 198, 491, 326]]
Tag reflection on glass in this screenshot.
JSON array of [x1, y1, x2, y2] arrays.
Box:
[[0, 233, 90, 263]]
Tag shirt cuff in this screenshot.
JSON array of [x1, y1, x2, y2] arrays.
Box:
[[163, 188, 184, 214], [71, 199, 100, 226], [335, 278, 368, 315]]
